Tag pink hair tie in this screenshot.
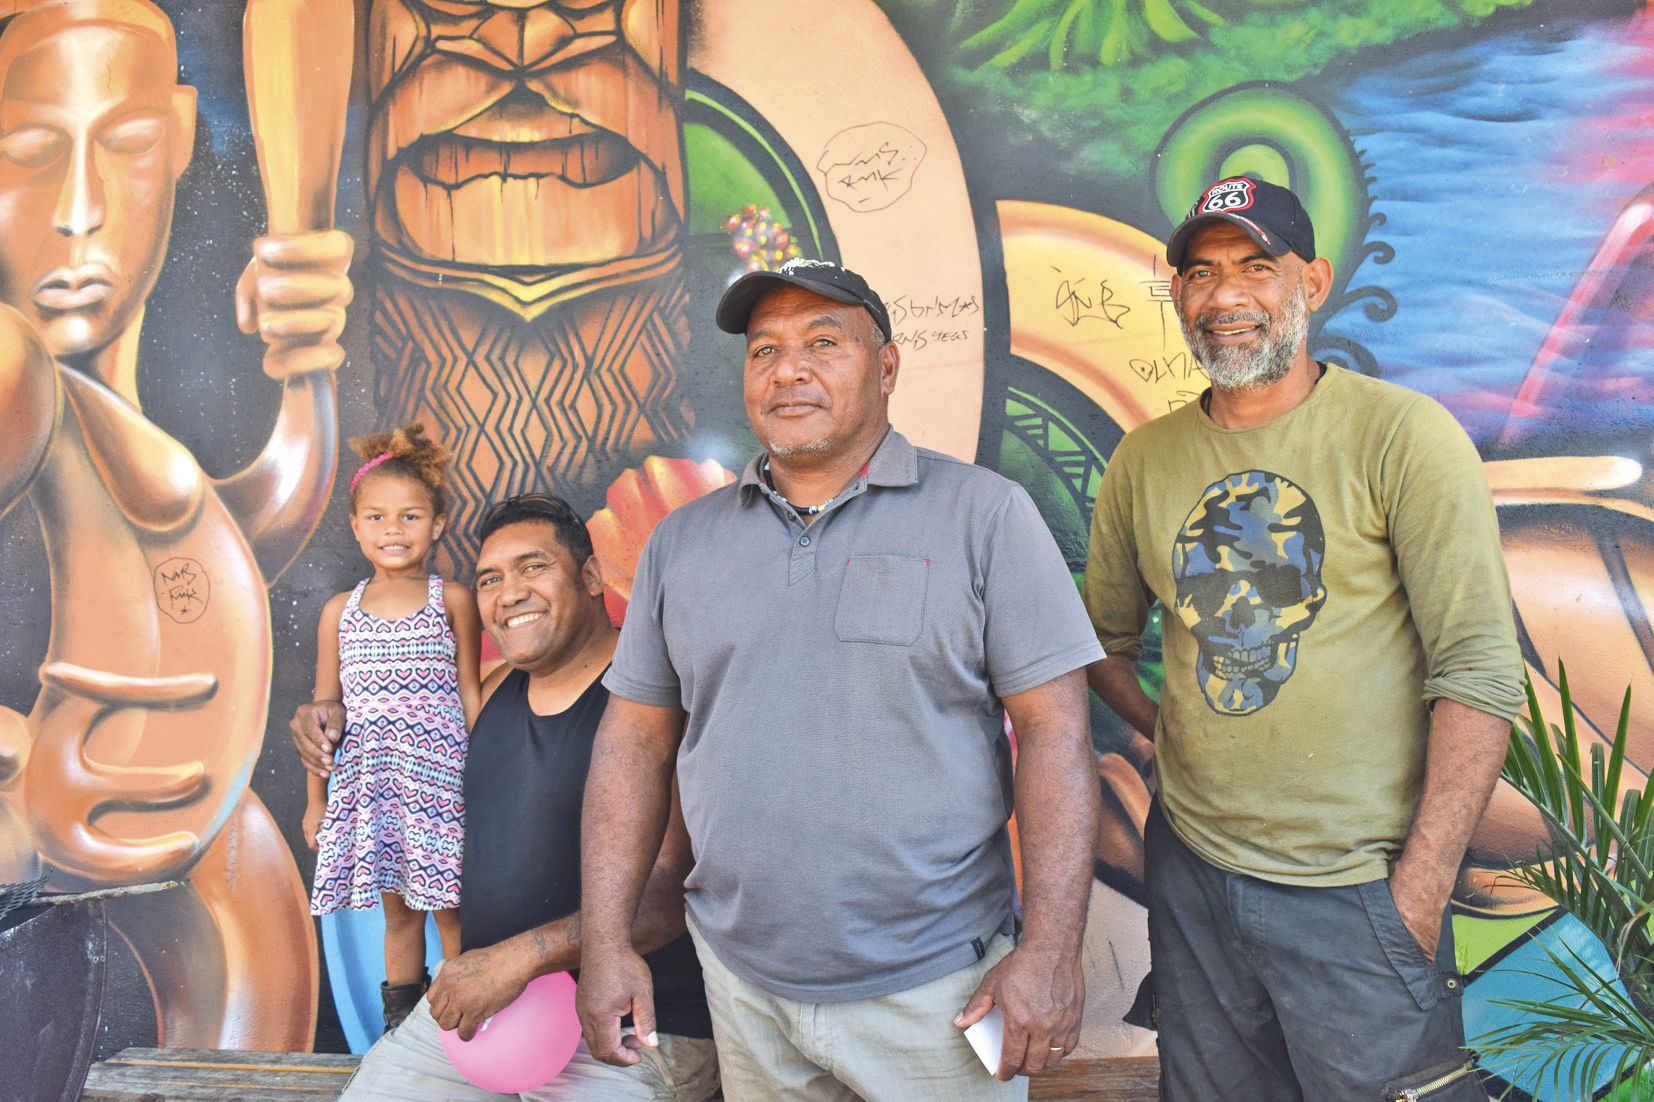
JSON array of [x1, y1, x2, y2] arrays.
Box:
[[349, 450, 397, 493]]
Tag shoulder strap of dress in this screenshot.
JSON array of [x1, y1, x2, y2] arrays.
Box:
[[344, 578, 369, 613], [428, 573, 445, 615]]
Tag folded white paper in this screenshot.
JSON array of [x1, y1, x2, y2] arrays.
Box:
[[962, 1005, 1003, 1075]]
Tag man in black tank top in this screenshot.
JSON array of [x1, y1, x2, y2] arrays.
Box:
[[292, 494, 716, 1100]]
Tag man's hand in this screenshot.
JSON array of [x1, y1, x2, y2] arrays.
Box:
[[428, 943, 533, 1042], [575, 945, 658, 1068], [290, 701, 344, 777], [1388, 858, 1451, 961], [1390, 699, 1513, 962], [954, 940, 1084, 1081], [236, 229, 354, 379]]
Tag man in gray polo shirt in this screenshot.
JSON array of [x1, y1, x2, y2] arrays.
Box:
[[575, 259, 1104, 1100]]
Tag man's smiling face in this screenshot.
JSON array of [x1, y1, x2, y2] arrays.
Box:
[[1171, 221, 1327, 392], [473, 518, 605, 673]]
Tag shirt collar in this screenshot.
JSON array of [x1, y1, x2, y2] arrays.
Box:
[[737, 427, 919, 503], [864, 427, 919, 487]]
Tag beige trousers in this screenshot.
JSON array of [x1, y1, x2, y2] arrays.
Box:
[[339, 992, 720, 1101], [687, 919, 1027, 1102]]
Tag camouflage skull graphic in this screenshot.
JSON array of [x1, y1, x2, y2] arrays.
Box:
[[1172, 471, 1327, 716]]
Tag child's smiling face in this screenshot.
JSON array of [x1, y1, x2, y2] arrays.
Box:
[[349, 470, 444, 572]]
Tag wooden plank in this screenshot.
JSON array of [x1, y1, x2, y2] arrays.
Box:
[[1030, 1056, 1160, 1102], [81, 1048, 357, 1101], [97, 1048, 357, 1071], [81, 1047, 1163, 1102], [82, 1077, 340, 1100]]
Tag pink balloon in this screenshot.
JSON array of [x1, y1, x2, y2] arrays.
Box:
[[440, 971, 583, 1093]]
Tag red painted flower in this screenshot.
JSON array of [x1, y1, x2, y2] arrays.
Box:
[[589, 457, 737, 625]]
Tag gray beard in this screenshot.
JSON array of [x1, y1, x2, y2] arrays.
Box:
[[763, 435, 834, 459], [1180, 284, 1309, 392]]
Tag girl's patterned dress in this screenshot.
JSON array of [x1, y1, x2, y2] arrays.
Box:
[[311, 574, 466, 913]]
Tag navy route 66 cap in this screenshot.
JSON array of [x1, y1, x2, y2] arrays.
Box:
[[715, 258, 893, 342], [1166, 176, 1317, 271]]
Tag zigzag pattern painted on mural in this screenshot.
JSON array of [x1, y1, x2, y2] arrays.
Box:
[[369, 275, 694, 574]]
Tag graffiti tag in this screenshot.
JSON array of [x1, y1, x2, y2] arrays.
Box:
[[1128, 352, 1207, 385], [1051, 267, 1130, 328], [890, 328, 972, 352], [885, 291, 980, 351], [154, 557, 210, 624], [888, 292, 980, 327], [817, 123, 928, 212]]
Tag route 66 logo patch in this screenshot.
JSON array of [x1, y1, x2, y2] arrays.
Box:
[[1194, 177, 1255, 216]]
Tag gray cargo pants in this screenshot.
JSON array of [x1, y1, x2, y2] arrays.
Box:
[[1138, 801, 1485, 1101]]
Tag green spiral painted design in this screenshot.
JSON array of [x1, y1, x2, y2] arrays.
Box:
[[1152, 84, 1364, 284]]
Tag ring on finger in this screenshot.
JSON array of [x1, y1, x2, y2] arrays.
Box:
[[1048, 1045, 1066, 1053]]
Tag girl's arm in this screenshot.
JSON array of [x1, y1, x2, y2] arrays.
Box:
[[303, 772, 328, 851], [314, 590, 348, 706], [304, 592, 349, 849], [445, 581, 483, 728]]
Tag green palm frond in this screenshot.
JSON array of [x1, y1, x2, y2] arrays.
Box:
[[1500, 664, 1653, 1013], [1479, 663, 1654, 1094], [1474, 938, 1654, 1097]]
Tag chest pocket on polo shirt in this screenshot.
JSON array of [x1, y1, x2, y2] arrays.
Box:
[[835, 554, 929, 645]]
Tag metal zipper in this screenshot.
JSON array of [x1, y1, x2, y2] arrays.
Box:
[[1389, 1057, 1479, 1101]]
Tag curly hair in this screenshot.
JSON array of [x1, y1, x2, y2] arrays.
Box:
[[348, 422, 450, 515]]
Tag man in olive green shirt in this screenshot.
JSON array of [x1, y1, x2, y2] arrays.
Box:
[[1083, 176, 1523, 1100]]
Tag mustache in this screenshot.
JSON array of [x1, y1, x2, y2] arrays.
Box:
[[1195, 310, 1271, 330]]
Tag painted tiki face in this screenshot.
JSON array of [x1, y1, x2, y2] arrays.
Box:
[[368, 0, 684, 279]]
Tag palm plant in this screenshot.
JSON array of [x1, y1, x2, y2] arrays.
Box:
[[1475, 664, 1654, 1095]]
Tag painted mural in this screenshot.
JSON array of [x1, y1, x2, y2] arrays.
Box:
[[0, 0, 1649, 1098]]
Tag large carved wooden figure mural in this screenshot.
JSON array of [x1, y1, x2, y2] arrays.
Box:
[[0, 0, 351, 1050], [369, 0, 690, 568]]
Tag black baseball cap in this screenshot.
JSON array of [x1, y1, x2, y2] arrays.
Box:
[[715, 259, 892, 341], [1166, 176, 1316, 271]]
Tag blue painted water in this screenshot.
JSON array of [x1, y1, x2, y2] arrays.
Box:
[[1320, 13, 1654, 452], [1464, 912, 1638, 1099], [321, 908, 447, 1054]]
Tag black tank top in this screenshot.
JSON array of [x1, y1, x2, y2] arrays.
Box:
[[460, 668, 711, 1038]]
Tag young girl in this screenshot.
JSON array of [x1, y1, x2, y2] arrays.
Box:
[[304, 423, 481, 1033]]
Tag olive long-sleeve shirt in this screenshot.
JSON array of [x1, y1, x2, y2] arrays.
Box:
[[1083, 365, 1524, 886]]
